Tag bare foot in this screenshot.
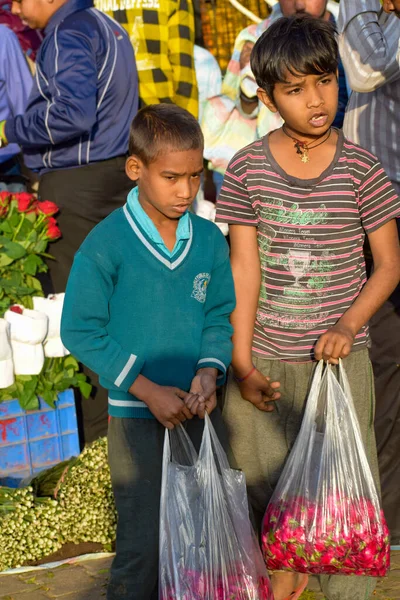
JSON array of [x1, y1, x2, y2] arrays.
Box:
[[271, 572, 306, 600]]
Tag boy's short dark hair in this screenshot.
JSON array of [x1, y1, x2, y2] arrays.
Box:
[[128, 103, 204, 164], [251, 15, 338, 100]]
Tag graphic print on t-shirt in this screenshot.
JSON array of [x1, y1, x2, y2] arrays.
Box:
[[257, 199, 335, 330]]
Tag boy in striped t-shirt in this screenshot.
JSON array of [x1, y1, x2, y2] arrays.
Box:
[[216, 15, 400, 600]]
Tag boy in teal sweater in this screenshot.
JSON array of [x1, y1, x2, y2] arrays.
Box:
[[61, 104, 235, 600]]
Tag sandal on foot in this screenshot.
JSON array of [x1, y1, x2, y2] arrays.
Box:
[[282, 574, 309, 600]]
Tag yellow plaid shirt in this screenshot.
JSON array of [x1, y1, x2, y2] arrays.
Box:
[[97, 0, 198, 118]]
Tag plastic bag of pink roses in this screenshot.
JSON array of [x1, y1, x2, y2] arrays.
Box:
[[159, 413, 273, 600], [262, 360, 390, 578]]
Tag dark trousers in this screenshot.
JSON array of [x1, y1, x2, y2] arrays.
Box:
[[0, 154, 27, 189], [39, 157, 133, 443], [370, 285, 400, 545], [107, 410, 231, 600]]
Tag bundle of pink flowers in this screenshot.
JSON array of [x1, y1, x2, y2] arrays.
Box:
[[262, 495, 390, 577], [161, 569, 274, 600]]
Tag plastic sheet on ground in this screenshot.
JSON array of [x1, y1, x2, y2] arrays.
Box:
[[0, 552, 115, 575]]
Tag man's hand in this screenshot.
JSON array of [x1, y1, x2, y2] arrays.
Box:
[[145, 385, 193, 430], [185, 367, 218, 417], [314, 323, 355, 364], [235, 367, 280, 412]]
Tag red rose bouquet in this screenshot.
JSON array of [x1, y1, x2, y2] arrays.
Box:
[[263, 495, 389, 576], [0, 191, 61, 314], [261, 361, 390, 578], [0, 192, 90, 409]]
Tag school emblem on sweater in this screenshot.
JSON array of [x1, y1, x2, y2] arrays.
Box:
[[191, 273, 211, 303]]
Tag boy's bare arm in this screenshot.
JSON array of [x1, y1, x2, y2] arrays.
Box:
[[229, 225, 280, 410], [128, 375, 193, 429], [315, 219, 400, 363]]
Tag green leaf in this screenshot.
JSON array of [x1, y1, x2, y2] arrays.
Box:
[[26, 229, 38, 244], [25, 274, 43, 291], [78, 381, 92, 399], [19, 391, 39, 411], [268, 531, 276, 544], [34, 240, 47, 253], [19, 296, 34, 310], [23, 254, 43, 276], [295, 546, 306, 558], [53, 372, 65, 384], [64, 356, 79, 370], [8, 212, 19, 228], [38, 261, 48, 274], [41, 390, 56, 408], [3, 240, 26, 260], [0, 254, 14, 267], [18, 217, 34, 237], [15, 286, 36, 296], [38, 252, 55, 259], [24, 211, 37, 224], [18, 376, 39, 394], [310, 552, 321, 562], [54, 377, 76, 391], [0, 386, 16, 401], [6, 271, 22, 286], [0, 220, 13, 234]]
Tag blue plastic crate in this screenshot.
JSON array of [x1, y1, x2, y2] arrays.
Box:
[[0, 390, 80, 487]]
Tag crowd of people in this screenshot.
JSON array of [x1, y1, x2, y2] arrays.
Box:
[[1, 0, 400, 598]]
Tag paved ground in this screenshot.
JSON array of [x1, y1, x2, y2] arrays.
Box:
[[0, 551, 399, 599]]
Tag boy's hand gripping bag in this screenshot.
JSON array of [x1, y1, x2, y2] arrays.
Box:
[[261, 360, 390, 577], [159, 413, 273, 600]]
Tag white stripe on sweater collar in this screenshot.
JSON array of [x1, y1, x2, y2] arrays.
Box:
[[123, 204, 193, 270]]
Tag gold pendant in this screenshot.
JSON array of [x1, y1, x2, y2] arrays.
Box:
[[301, 151, 309, 163]]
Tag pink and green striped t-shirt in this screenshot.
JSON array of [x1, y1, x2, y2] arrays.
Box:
[[216, 130, 400, 361]]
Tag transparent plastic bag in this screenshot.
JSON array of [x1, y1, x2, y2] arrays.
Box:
[[159, 413, 273, 600], [261, 360, 390, 577]]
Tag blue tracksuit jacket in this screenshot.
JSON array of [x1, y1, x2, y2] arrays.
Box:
[[5, 0, 138, 173]]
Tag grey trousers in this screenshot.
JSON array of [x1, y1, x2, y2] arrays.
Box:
[[107, 410, 230, 600], [222, 349, 379, 600]]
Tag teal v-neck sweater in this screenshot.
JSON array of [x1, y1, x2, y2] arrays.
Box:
[[61, 203, 235, 418]]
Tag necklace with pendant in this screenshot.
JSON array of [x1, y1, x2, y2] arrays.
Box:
[[282, 125, 332, 163]]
